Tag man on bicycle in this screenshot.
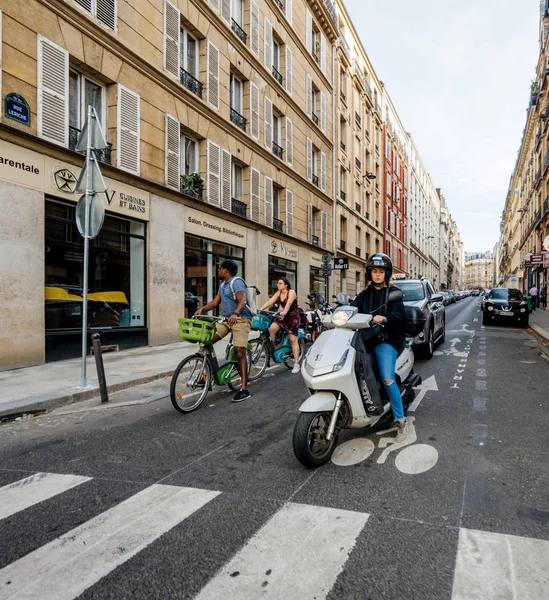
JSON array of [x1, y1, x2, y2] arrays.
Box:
[[195, 259, 252, 402]]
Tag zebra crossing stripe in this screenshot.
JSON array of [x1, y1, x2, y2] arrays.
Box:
[[0, 473, 92, 521], [195, 502, 369, 600], [452, 528, 549, 599], [0, 484, 220, 600]]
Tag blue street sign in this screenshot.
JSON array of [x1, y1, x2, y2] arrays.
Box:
[[4, 93, 31, 126]]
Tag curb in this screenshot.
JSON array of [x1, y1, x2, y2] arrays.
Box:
[[0, 369, 175, 419], [531, 324, 549, 343]]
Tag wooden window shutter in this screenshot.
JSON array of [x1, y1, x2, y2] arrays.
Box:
[[250, 82, 259, 140], [207, 139, 221, 207], [306, 10, 312, 55], [285, 117, 293, 166], [97, 0, 116, 30], [321, 211, 328, 249], [221, 0, 231, 25], [285, 190, 293, 236], [221, 148, 232, 211], [165, 113, 180, 190], [285, 45, 292, 95], [250, 168, 261, 223], [306, 138, 312, 181], [117, 84, 140, 174], [264, 18, 272, 69], [307, 203, 313, 243], [250, 1, 259, 57], [74, 0, 92, 12], [37, 36, 68, 147], [207, 41, 220, 110], [285, 0, 292, 25], [306, 74, 312, 117], [264, 176, 273, 228], [164, 1, 180, 79], [320, 151, 326, 191], [264, 96, 272, 151], [320, 32, 326, 73], [320, 91, 326, 132]]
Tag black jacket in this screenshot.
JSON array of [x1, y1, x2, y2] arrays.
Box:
[[351, 285, 407, 353]]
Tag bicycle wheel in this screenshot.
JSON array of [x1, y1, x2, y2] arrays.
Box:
[[170, 354, 212, 413], [283, 337, 306, 370], [226, 348, 253, 391], [248, 338, 269, 381]]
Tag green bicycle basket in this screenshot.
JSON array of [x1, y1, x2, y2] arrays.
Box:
[[178, 318, 216, 344]]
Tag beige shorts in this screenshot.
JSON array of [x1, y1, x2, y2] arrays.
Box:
[[216, 317, 251, 348]]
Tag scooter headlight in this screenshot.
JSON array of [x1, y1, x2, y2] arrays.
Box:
[[332, 350, 349, 372], [332, 310, 352, 327]]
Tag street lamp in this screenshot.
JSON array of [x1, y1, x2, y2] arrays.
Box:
[[362, 172, 376, 180]]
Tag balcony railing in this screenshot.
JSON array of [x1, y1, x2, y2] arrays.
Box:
[[338, 35, 350, 61], [355, 202, 361, 212], [356, 247, 361, 257], [340, 190, 346, 202], [355, 157, 361, 171], [340, 240, 346, 251], [273, 217, 283, 232], [272, 66, 283, 85], [312, 51, 320, 65], [364, 82, 373, 104], [340, 141, 346, 152], [322, 0, 338, 30], [230, 107, 247, 132], [272, 141, 283, 159], [312, 174, 319, 187], [374, 99, 381, 115], [273, 0, 283, 10], [180, 68, 203, 98], [312, 235, 320, 246], [312, 112, 319, 126], [231, 19, 247, 44], [231, 198, 247, 218], [355, 111, 361, 127], [180, 175, 203, 201], [69, 126, 112, 164]]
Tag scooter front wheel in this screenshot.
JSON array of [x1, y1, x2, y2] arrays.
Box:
[[293, 411, 339, 468]]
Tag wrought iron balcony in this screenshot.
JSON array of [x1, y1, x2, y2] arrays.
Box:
[[180, 175, 203, 201], [356, 247, 361, 257], [231, 19, 247, 44], [273, 217, 283, 232], [340, 141, 346, 152], [312, 112, 319, 126], [230, 107, 247, 132], [231, 198, 247, 218], [322, 0, 338, 29], [180, 68, 203, 98], [69, 126, 112, 164], [312, 51, 320, 65], [312, 235, 319, 246], [272, 141, 283, 159], [338, 35, 350, 61], [355, 157, 361, 171], [340, 190, 346, 202], [355, 202, 361, 212], [364, 82, 373, 103], [312, 174, 319, 187], [340, 240, 346, 251], [272, 66, 283, 85], [273, 0, 283, 10], [355, 111, 361, 127]]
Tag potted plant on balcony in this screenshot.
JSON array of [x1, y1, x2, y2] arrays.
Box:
[[181, 172, 204, 199]]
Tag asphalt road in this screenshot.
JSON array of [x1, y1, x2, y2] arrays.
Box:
[[1, 297, 549, 600]]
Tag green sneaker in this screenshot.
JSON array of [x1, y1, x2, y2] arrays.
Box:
[[396, 420, 408, 443]]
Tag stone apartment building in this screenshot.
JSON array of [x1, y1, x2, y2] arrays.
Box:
[[465, 251, 493, 290], [0, 0, 339, 369]]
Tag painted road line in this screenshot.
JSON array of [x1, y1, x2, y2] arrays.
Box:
[[0, 484, 220, 600], [452, 528, 549, 599], [0, 473, 92, 521], [195, 502, 369, 600], [473, 398, 487, 412]]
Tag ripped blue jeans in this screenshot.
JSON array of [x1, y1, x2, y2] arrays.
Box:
[[369, 343, 404, 421]]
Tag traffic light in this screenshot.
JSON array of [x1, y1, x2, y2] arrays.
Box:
[[321, 252, 332, 277]]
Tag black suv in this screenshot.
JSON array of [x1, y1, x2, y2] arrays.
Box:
[[482, 288, 529, 327], [396, 279, 446, 358]]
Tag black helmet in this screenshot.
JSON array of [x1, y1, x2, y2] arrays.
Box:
[[366, 253, 393, 283]]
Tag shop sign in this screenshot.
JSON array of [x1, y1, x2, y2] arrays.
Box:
[[268, 237, 299, 260], [530, 253, 543, 265], [185, 206, 247, 247], [333, 257, 348, 270], [310, 253, 322, 266], [0, 139, 44, 190], [4, 93, 31, 126]]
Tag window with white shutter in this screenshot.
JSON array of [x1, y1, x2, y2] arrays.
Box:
[[250, 168, 261, 223], [264, 97, 272, 151], [320, 32, 326, 73], [307, 203, 313, 243], [264, 176, 273, 228], [285, 117, 293, 166], [320, 91, 326, 133], [221, 0, 231, 25], [207, 41, 220, 110], [250, 82, 259, 140], [73, 0, 116, 31], [250, 1, 259, 57], [285, 46, 292, 95], [306, 74, 312, 118], [164, 1, 180, 79], [306, 138, 313, 181], [320, 151, 326, 191], [165, 113, 180, 190], [37, 35, 68, 147], [221, 149, 232, 211], [207, 139, 221, 207], [285, 0, 292, 24], [320, 211, 327, 249], [285, 190, 293, 236], [117, 84, 140, 174], [264, 18, 272, 70], [306, 10, 312, 56]]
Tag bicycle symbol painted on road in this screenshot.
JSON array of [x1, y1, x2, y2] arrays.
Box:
[[330, 417, 439, 474]]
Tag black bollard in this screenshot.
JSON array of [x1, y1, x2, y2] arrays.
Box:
[[91, 333, 109, 403]]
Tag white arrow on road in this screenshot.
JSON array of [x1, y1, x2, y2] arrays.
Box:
[[449, 337, 462, 348], [409, 375, 439, 412]]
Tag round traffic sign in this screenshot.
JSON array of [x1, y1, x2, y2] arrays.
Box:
[[76, 193, 105, 239], [543, 235, 549, 253]]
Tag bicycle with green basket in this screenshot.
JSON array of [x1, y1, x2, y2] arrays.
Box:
[[170, 316, 255, 413]]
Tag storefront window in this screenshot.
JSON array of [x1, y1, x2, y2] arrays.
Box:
[[45, 199, 146, 329], [268, 256, 297, 296], [310, 266, 325, 297], [185, 234, 244, 317]]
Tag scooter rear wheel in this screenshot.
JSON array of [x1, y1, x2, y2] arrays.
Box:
[[293, 412, 339, 468]]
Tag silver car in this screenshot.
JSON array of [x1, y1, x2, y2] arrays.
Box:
[[396, 279, 446, 358]]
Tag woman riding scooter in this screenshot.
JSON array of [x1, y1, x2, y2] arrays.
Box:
[[352, 253, 408, 442]]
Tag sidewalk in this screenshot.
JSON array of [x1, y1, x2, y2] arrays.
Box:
[[530, 307, 549, 342], [0, 339, 231, 419]]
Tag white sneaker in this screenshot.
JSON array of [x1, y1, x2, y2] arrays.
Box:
[[291, 364, 301, 374]]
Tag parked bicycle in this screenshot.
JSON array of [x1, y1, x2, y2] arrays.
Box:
[[170, 316, 253, 413]]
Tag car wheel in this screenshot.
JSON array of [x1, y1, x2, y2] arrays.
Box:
[[482, 312, 489, 326], [422, 326, 434, 359], [439, 319, 445, 344]]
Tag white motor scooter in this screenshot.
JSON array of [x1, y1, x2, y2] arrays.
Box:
[[293, 296, 425, 468]]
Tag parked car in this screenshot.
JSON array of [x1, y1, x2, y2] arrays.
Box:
[[480, 289, 491, 310], [482, 288, 529, 327], [396, 279, 445, 358], [471, 289, 480, 296]]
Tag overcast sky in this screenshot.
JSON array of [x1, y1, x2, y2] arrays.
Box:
[[344, 0, 541, 252]]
